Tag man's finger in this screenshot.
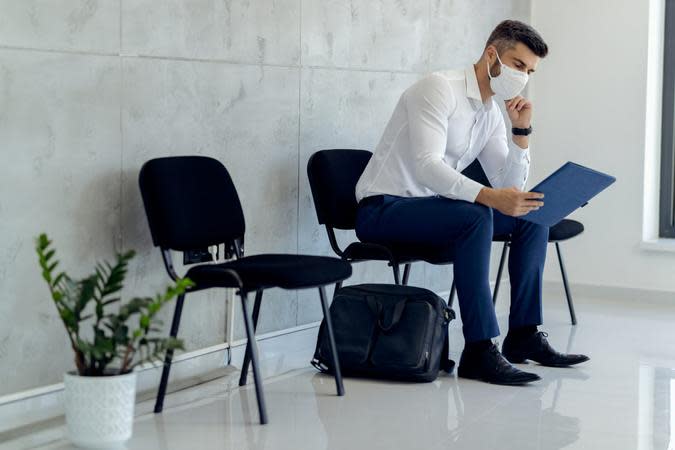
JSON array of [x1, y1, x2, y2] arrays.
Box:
[[520, 191, 545, 199], [514, 206, 539, 216], [506, 97, 522, 110], [523, 201, 544, 207]]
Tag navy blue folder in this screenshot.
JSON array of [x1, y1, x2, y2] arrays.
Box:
[[521, 162, 616, 227]]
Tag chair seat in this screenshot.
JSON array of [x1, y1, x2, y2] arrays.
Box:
[[493, 219, 584, 243], [186, 254, 352, 292], [549, 219, 584, 241], [342, 241, 455, 265]]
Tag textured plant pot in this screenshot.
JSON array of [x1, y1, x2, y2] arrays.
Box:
[[64, 371, 137, 449]]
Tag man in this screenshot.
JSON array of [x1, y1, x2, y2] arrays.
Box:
[[355, 20, 588, 385]]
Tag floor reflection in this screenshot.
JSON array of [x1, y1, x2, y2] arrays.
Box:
[[639, 362, 675, 450], [8, 295, 675, 450]]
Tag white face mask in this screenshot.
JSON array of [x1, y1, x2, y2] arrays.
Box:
[[487, 52, 529, 100]]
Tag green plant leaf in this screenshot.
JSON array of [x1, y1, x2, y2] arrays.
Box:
[[52, 272, 66, 288], [36, 235, 193, 376], [102, 297, 121, 306], [44, 249, 55, 262]]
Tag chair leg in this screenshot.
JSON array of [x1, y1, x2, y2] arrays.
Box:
[[392, 264, 401, 285], [402, 263, 411, 286], [555, 242, 578, 326], [239, 291, 268, 424], [239, 290, 263, 387], [333, 281, 343, 298], [448, 279, 456, 308], [154, 292, 186, 413], [492, 242, 509, 305], [318, 286, 345, 396]]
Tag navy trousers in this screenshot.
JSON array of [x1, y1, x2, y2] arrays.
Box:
[[355, 195, 549, 343]]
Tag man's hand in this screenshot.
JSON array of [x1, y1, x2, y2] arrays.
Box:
[[475, 187, 544, 217], [505, 95, 532, 128]]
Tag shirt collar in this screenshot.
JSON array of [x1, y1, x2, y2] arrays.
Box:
[[464, 65, 493, 111]]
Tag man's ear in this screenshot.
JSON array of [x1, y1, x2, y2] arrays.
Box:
[[485, 45, 497, 64]]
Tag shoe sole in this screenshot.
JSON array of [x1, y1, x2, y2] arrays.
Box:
[[536, 357, 590, 368], [505, 355, 590, 368], [457, 370, 541, 386]]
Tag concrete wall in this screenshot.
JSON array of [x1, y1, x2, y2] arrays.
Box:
[[0, 0, 530, 396], [531, 0, 675, 293]]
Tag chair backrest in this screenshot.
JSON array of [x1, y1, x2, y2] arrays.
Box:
[[307, 149, 372, 230], [461, 159, 492, 187], [139, 156, 245, 251]]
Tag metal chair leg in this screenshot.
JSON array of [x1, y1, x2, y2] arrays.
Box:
[[493, 242, 509, 305], [154, 292, 186, 413], [239, 290, 263, 386], [319, 286, 345, 396], [333, 281, 343, 298], [392, 264, 401, 285], [239, 291, 268, 424], [448, 279, 456, 308], [402, 263, 411, 286], [555, 242, 578, 325]]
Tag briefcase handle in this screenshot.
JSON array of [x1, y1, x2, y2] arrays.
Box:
[[366, 296, 407, 332]]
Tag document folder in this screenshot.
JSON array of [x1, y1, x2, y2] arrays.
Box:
[[521, 162, 616, 227]]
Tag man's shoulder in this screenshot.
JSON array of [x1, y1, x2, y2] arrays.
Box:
[[431, 68, 466, 82], [406, 69, 465, 98]]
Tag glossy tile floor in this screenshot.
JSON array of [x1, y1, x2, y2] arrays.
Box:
[[6, 292, 675, 450]]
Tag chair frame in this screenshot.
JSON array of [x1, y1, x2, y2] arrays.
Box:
[[312, 150, 582, 327], [152, 239, 345, 425], [323, 223, 457, 301], [308, 150, 457, 305], [490, 239, 578, 325]]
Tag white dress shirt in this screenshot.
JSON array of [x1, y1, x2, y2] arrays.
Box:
[[355, 66, 530, 203]]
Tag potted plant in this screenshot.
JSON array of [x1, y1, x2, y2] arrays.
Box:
[[35, 233, 193, 448]]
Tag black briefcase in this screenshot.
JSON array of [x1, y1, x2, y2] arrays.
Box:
[[311, 283, 455, 382]]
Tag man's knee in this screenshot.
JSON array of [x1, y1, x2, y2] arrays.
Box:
[[518, 218, 549, 235], [465, 202, 494, 226]]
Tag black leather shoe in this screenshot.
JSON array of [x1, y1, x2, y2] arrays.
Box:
[[502, 331, 590, 367], [458, 342, 541, 385]]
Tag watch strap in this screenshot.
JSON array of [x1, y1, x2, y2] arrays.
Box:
[[512, 125, 533, 136]]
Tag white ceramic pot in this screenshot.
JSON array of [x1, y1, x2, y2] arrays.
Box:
[[64, 371, 137, 449]]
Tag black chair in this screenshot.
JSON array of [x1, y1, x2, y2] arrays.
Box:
[[139, 156, 352, 425], [307, 149, 458, 301], [460, 160, 584, 325]]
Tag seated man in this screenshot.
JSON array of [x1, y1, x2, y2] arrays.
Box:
[[355, 20, 588, 385]]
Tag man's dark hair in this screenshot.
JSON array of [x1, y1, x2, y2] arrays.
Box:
[[486, 20, 548, 58]]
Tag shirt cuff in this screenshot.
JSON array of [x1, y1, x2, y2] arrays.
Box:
[[507, 140, 530, 165], [453, 175, 485, 203]]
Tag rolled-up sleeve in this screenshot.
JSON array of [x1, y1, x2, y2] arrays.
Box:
[[478, 113, 530, 190], [406, 74, 485, 203]]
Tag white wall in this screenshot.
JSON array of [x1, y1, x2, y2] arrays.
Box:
[[531, 0, 675, 293]]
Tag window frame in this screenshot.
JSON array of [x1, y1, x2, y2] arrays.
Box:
[[660, 0, 675, 237]]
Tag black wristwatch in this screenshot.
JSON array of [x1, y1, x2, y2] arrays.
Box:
[[512, 125, 533, 136]]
